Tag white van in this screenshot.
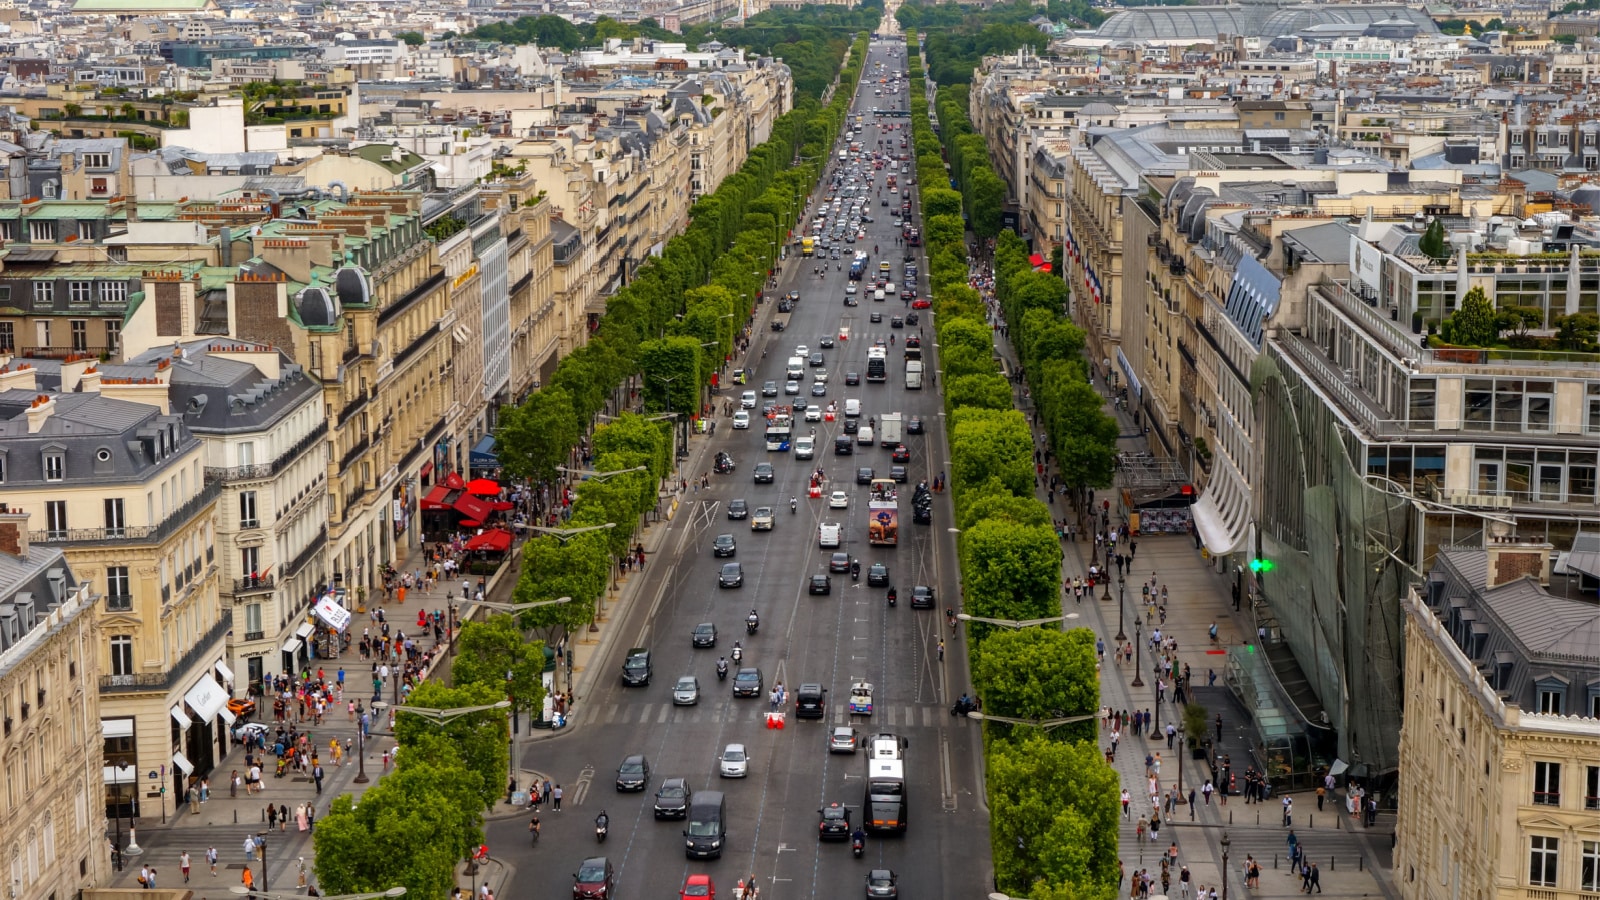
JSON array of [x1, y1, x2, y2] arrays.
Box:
[[885, 283, 897, 295], [856, 425, 875, 445], [873, 290, 885, 302], [786, 357, 805, 380], [793, 436, 815, 459], [844, 398, 862, 418], [818, 522, 842, 548]]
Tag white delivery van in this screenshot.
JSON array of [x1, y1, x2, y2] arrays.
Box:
[[818, 522, 842, 548], [873, 290, 886, 302], [786, 357, 805, 380], [856, 425, 875, 445], [844, 398, 862, 418], [793, 436, 815, 459], [885, 283, 897, 295]]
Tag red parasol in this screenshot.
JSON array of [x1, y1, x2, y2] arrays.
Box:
[[459, 518, 483, 528], [467, 478, 501, 495], [491, 501, 515, 511], [464, 529, 513, 553]]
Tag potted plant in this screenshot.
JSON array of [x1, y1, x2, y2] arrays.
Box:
[[1411, 310, 1423, 333]]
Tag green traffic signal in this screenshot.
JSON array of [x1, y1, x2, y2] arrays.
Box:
[[1249, 558, 1274, 574]]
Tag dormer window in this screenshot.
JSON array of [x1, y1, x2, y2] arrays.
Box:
[[43, 452, 63, 482], [1537, 675, 1568, 715]]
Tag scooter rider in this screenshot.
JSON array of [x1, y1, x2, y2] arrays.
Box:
[[791, 496, 798, 513], [731, 641, 743, 663], [717, 657, 729, 679], [850, 558, 861, 580], [747, 609, 760, 630]]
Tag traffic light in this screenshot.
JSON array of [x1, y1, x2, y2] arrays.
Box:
[[1249, 558, 1275, 574]]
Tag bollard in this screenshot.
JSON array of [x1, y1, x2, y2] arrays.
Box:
[[1229, 810, 1233, 824], [1309, 815, 1313, 829], [1336, 812, 1342, 830], [1274, 855, 1278, 869], [1330, 856, 1335, 871], [234, 810, 238, 824]]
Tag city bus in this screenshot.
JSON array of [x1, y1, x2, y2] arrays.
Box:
[[864, 758, 907, 832]]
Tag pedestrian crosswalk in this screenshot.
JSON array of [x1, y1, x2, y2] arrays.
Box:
[[583, 701, 952, 729]]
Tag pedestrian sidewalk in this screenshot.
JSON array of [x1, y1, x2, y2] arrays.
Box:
[[980, 301, 1396, 900]]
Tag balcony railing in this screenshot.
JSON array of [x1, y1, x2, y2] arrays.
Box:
[[232, 574, 275, 595], [205, 421, 328, 483], [104, 594, 133, 612], [32, 478, 221, 546], [99, 615, 231, 695], [285, 527, 326, 577]]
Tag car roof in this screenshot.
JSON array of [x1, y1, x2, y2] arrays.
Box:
[[736, 667, 759, 675]]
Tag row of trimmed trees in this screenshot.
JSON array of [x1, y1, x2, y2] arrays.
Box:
[[908, 36, 1121, 900]]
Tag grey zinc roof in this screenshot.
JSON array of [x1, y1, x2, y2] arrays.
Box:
[[0, 389, 197, 486], [124, 340, 318, 433], [1279, 221, 1355, 264], [1480, 578, 1600, 660]]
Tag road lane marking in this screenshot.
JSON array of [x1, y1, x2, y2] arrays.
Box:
[[637, 703, 653, 724]]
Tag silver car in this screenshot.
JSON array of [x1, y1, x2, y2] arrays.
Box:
[[719, 743, 749, 778], [673, 676, 700, 706]]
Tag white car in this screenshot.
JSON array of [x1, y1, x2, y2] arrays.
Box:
[[792, 345, 810, 360], [732, 411, 751, 429], [719, 743, 749, 778], [829, 490, 850, 509], [751, 507, 774, 530], [741, 391, 757, 409], [846, 285, 858, 295], [805, 406, 823, 422], [818, 522, 842, 548]]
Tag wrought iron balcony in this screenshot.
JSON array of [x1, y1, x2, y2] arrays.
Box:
[[232, 574, 276, 595], [99, 616, 231, 694]]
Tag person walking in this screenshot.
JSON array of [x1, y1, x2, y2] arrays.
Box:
[[180, 851, 191, 883], [1121, 789, 1132, 819], [1309, 863, 1322, 893], [553, 784, 563, 811], [207, 846, 218, 876], [1283, 794, 1294, 827]]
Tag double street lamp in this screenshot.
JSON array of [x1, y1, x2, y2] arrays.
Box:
[[966, 709, 1106, 731], [956, 613, 1079, 630]]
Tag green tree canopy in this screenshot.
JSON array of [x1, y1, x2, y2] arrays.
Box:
[[452, 614, 548, 724], [1440, 285, 1498, 347], [973, 627, 1100, 744], [958, 519, 1063, 634], [987, 734, 1120, 897], [495, 386, 581, 484], [393, 681, 510, 812]]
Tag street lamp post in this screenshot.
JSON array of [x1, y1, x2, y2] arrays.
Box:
[[1221, 831, 1231, 900], [956, 613, 1077, 630], [1177, 723, 1187, 809], [353, 715, 369, 784], [1131, 618, 1144, 688], [1114, 574, 1127, 643]]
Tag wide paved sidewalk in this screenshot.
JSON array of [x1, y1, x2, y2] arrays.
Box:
[[977, 287, 1397, 900]]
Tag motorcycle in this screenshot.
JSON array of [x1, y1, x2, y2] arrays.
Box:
[[851, 833, 865, 859], [746, 615, 760, 636], [886, 587, 897, 607], [595, 817, 609, 843], [791, 497, 798, 514], [850, 560, 861, 582], [717, 659, 729, 681], [731, 643, 744, 664], [951, 695, 977, 717]]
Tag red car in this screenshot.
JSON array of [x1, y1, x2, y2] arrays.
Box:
[[680, 874, 715, 900], [911, 298, 931, 309]]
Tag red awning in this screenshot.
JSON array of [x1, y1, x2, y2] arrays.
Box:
[[453, 490, 494, 523], [1028, 253, 1044, 266], [464, 529, 513, 553], [442, 471, 467, 491], [420, 484, 454, 510], [419, 461, 434, 479]]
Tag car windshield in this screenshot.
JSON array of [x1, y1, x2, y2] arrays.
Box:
[[755, 507, 772, 516], [683, 883, 711, 896], [620, 760, 644, 774], [676, 678, 696, 690], [723, 748, 745, 761], [735, 672, 758, 684], [625, 657, 647, 670], [578, 864, 607, 882], [722, 564, 739, 575], [660, 783, 686, 798]]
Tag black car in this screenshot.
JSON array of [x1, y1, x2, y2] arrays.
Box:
[[733, 667, 764, 698], [856, 466, 875, 484], [809, 574, 833, 595], [615, 754, 651, 791], [692, 622, 718, 647], [906, 416, 924, 434], [818, 802, 852, 840], [573, 857, 616, 900], [845, 371, 861, 386], [654, 777, 693, 819], [843, 418, 860, 434], [713, 451, 735, 474], [834, 435, 853, 455], [778, 298, 794, 313], [809, 352, 825, 368], [621, 648, 652, 686], [712, 533, 737, 557], [889, 465, 907, 483], [719, 562, 744, 588], [763, 380, 779, 397], [867, 562, 890, 587], [820, 336, 836, 348], [891, 445, 910, 463], [890, 316, 904, 329], [910, 585, 936, 609], [811, 382, 828, 396], [728, 498, 749, 520], [796, 683, 827, 719], [753, 463, 775, 484], [870, 311, 883, 323], [829, 552, 852, 573]]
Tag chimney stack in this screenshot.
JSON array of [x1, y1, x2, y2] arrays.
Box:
[[1483, 533, 1553, 589], [25, 394, 55, 434], [0, 510, 30, 559]]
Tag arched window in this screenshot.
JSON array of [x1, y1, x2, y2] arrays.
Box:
[[42, 812, 55, 864]]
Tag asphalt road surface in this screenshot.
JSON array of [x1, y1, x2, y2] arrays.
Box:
[[490, 37, 992, 900]]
